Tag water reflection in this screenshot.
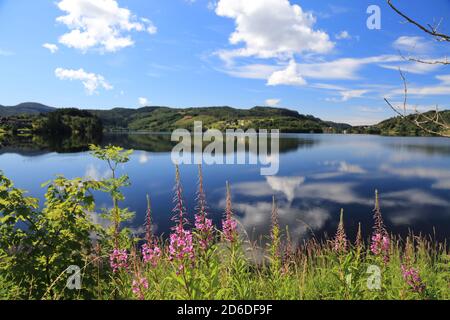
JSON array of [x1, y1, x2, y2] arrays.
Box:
[[0, 133, 321, 155], [0, 133, 449, 243]]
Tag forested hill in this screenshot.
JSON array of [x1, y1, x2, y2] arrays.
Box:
[[0, 102, 55, 116], [0, 103, 351, 133], [3, 102, 448, 136], [348, 110, 450, 136], [89, 106, 351, 133]]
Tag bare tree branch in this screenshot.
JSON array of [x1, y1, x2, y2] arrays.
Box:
[[385, 1, 450, 138], [388, 0, 450, 42], [384, 70, 449, 138]]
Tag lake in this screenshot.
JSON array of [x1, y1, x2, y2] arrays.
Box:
[[1, 133, 449, 245]]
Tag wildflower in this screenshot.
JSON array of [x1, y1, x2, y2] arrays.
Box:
[[194, 165, 214, 250], [370, 190, 390, 262], [222, 181, 237, 242], [333, 209, 347, 253], [141, 243, 161, 267], [109, 248, 128, 273], [168, 165, 195, 265], [401, 265, 426, 294], [132, 276, 149, 300], [169, 223, 195, 262]]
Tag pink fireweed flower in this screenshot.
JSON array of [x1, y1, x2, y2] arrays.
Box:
[[370, 190, 390, 262], [194, 165, 214, 250], [333, 209, 347, 253], [194, 213, 214, 250], [222, 181, 237, 242], [169, 166, 195, 265], [141, 243, 161, 267], [109, 248, 128, 273], [370, 233, 390, 263], [132, 276, 149, 300], [169, 223, 195, 262], [401, 265, 426, 294]]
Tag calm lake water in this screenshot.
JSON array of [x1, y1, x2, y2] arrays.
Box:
[[1, 133, 450, 244]]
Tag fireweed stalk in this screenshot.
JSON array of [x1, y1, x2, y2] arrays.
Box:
[[333, 209, 348, 253], [141, 195, 161, 267], [169, 166, 194, 265], [169, 166, 195, 298], [222, 181, 237, 243], [370, 190, 390, 263], [194, 165, 214, 251], [131, 248, 148, 300]]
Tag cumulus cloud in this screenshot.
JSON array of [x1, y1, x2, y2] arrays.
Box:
[[55, 0, 157, 52], [215, 0, 334, 60], [138, 97, 149, 106], [264, 98, 280, 107], [266, 176, 305, 202], [267, 59, 307, 86], [43, 43, 59, 53], [55, 67, 113, 95]]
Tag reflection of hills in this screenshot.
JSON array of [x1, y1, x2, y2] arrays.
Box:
[[102, 133, 321, 154], [387, 141, 450, 156], [0, 133, 321, 155], [0, 134, 101, 155]]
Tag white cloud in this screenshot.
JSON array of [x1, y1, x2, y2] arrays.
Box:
[[338, 161, 366, 174], [138, 97, 149, 106], [381, 165, 450, 191], [380, 61, 441, 74], [55, 67, 113, 95], [266, 176, 305, 202], [215, 0, 334, 60], [138, 152, 150, 164], [84, 164, 111, 181], [267, 59, 306, 86], [56, 0, 157, 52], [390, 73, 450, 96], [393, 36, 429, 53], [43, 43, 59, 53], [224, 55, 402, 86], [264, 98, 280, 107], [326, 89, 369, 102], [336, 30, 351, 40]]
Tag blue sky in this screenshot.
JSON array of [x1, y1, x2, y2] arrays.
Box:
[[0, 0, 449, 125]]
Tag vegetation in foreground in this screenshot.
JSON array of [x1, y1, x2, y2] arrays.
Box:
[[0, 145, 449, 300]]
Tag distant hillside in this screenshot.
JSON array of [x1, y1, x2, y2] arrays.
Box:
[[0, 102, 349, 133], [348, 110, 450, 136], [0, 103, 55, 116], [89, 106, 350, 133]]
